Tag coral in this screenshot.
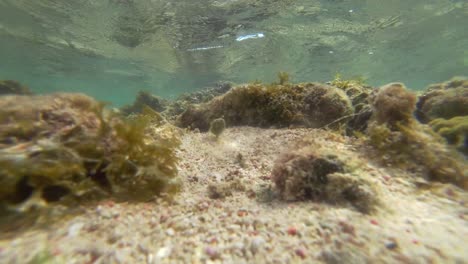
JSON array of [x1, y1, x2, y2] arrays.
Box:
[[367, 83, 467, 189], [429, 116, 468, 156], [120, 90, 168, 115], [0, 93, 180, 213], [0, 80, 32, 95], [416, 77, 468, 123], [209, 118, 226, 139], [271, 137, 378, 213], [177, 82, 353, 131]]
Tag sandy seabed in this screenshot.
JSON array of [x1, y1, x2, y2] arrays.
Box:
[[0, 127, 467, 264]]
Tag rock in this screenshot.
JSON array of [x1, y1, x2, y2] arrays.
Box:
[[271, 136, 378, 213], [121, 90, 169, 115], [367, 83, 468, 189], [177, 82, 353, 131], [0, 93, 181, 212], [416, 77, 468, 123]]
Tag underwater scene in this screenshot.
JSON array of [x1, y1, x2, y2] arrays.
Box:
[[0, 0, 467, 263]]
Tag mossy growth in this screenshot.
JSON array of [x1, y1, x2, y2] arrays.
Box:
[[120, 90, 168, 116], [178, 82, 353, 131], [367, 84, 467, 189], [0, 93, 181, 214], [429, 116, 468, 156], [330, 73, 367, 90], [209, 118, 226, 139], [271, 136, 379, 213], [276, 71, 290, 85]]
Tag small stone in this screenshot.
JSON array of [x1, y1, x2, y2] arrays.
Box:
[[250, 237, 265, 254], [287, 226, 298, 236], [156, 246, 172, 259], [205, 246, 220, 259], [68, 222, 85, 237], [385, 241, 398, 250], [166, 228, 175, 236], [295, 248, 307, 259]]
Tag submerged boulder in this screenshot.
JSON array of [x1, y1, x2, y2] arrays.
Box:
[[177, 82, 354, 131], [416, 77, 468, 123]]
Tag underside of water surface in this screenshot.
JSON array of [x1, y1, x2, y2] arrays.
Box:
[[0, 0, 467, 105]]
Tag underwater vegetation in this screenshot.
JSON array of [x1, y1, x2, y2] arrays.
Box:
[[0, 93, 181, 213], [0, 80, 32, 95], [415, 77, 468, 156], [429, 116, 468, 156], [209, 117, 226, 139], [366, 83, 467, 189], [329, 74, 374, 134], [120, 90, 169, 116], [177, 78, 353, 131], [416, 77, 468, 123], [271, 135, 378, 214]]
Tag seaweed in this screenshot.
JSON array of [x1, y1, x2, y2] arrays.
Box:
[[177, 81, 353, 130], [366, 83, 467, 189], [0, 93, 181, 214]]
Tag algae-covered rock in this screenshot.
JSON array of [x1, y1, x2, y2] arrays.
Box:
[[329, 76, 375, 133], [369, 83, 417, 126], [271, 136, 378, 213], [177, 82, 353, 131], [121, 90, 169, 115], [429, 116, 468, 156], [367, 83, 467, 189], [209, 118, 226, 139], [416, 77, 468, 123], [0, 93, 181, 212], [0, 80, 32, 95]]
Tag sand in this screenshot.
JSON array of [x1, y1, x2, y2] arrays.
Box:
[[0, 127, 467, 263]]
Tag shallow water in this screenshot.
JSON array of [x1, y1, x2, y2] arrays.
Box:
[[0, 0, 467, 105]]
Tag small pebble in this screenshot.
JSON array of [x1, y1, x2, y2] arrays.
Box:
[[68, 222, 85, 237], [385, 241, 398, 250], [295, 248, 307, 259], [156, 246, 171, 259], [205, 246, 220, 259], [166, 228, 175, 236], [250, 237, 265, 254], [287, 226, 298, 236]]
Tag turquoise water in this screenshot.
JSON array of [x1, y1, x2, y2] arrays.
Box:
[[0, 0, 467, 106]]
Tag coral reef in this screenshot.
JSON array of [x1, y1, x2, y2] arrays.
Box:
[[120, 90, 169, 115], [367, 83, 467, 189], [0, 93, 181, 213], [271, 136, 378, 213], [177, 82, 353, 131], [0, 80, 32, 95], [415, 77, 468, 123]]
